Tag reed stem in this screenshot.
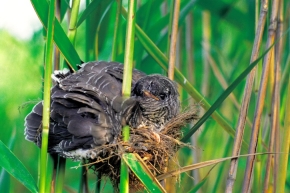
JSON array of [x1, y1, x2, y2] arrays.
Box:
[[39, 0, 55, 192]]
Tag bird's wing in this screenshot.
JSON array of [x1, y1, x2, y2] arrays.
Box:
[[60, 61, 145, 103], [24, 61, 146, 154], [59, 61, 146, 114]]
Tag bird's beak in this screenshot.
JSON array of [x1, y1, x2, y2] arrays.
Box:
[[143, 90, 159, 100]]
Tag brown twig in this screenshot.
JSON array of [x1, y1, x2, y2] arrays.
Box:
[[276, 51, 290, 193], [273, 0, 283, 192], [262, 51, 277, 193], [242, 0, 280, 192], [168, 0, 180, 80], [157, 152, 278, 181], [185, 11, 201, 187], [263, 0, 284, 188], [225, 1, 268, 192]]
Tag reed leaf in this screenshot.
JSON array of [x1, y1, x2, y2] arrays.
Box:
[[122, 153, 166, 193], [157, 153, 275, 181], [30, 0, 81, 70], [181, 43, 275, 142], [0, 140, 38, 193]]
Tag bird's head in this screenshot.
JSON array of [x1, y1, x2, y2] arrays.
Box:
[[130, 75, 180, 130]]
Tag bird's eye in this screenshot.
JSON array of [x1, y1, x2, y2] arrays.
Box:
[[159, 93, 166, 100]]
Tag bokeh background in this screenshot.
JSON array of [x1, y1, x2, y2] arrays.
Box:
[[0, 0, 289, 192], [0, 1, 43, 191]]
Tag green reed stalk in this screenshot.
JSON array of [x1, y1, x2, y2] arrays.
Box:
[[120, 0, 136, 192], [277, 75, 290, 193], [39, 0, 55, 192], [54, 157, 66, 193], [61, 0, 80, 69], [112, 0, 122, 61]]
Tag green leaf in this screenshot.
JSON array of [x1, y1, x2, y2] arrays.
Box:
[[181, 54, 266, 142], [81, 0, 114, 60], [122, 153, 166, 193], [30, 0, 81, 70], [77, 0, 113, 27], [277, 75, 290, 192], [181, 28, 290, 142], [187, 176, 208, 193], [96, 1, 114, 52], [0, 140, 38, 193], [77, 0, 102, 27], [0, 129, 16, 192], [196, 0, 253, 35], [179, 0, 196, 23], [60, 0, 70, 22]]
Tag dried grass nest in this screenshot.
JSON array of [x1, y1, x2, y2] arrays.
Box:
[[82, 106, 199, 191]]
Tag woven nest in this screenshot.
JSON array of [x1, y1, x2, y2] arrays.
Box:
[[81, 106, 199, 192]]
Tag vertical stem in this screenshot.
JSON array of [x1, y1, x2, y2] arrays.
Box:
[[186, 12, 194, 85], [262, 50, 276, 193], [166, 2, 180, 189], [120, 127, 130, 193], [276, 77, 290, 193], [79, 164, 89, 193], [168, 0, 180, 80], [51, 1, 61, 192], [55, 0, 80, 191], [122, 0, 136, 96], [185, 12, 200, 186], [120, 1, 136, 192], [274, 1, 284, 192], [95, 27, 99, 60], [85, 0, 91, 61], [55, 157, 66, 193], [61, 0, 80, 69], [212, 137, 232, 192], [112, 0, 122, 61], [54, 0, 61, 71], [95, 173, 101, 193], [166, 0, 173, 56], [225, 1, 268, 192], [50, 156, 57, 193], [201, 11, 210, 97], [40, 0, 55, 192], [122, 126, 130, 145], [67, 0, 80, 44], [242, 0, 280, 192], [280, 55, 290, 88]]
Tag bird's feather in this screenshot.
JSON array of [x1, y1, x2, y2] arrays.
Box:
[[24, 61, 179, 158]]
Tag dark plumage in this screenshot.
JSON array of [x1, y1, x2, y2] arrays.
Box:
[[24, 61, 180, 159]]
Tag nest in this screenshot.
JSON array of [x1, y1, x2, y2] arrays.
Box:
[[81, 106, 199, 192]]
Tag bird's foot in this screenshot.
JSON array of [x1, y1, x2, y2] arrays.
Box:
[[152, 131, 161, 143]]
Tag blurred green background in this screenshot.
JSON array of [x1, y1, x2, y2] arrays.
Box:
[[0, 0, 289, 192]]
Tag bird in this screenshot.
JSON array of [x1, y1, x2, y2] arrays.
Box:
[[24, 61, 180, 159]]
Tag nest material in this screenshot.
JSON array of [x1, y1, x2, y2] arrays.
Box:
[[82, 106, 199, 191]]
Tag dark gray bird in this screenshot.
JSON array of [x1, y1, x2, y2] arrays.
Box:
[[24, 61, 180, 159]]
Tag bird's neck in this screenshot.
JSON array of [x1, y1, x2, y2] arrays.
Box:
[[124, 100, 166, 131]]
